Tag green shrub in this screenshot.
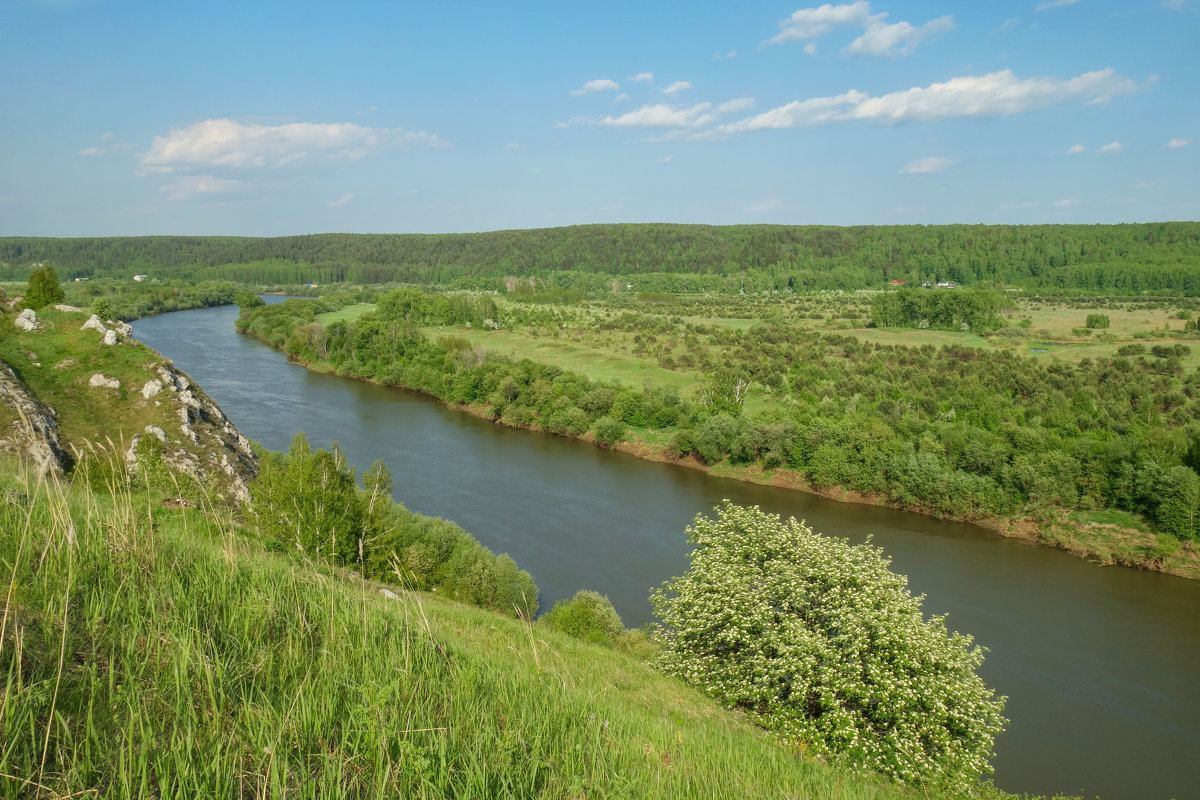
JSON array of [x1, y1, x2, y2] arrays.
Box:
[[1085, 313, 1110, 329], [542, 590, 625, 645], [592, 415, 626, 448], [652, 502, 1007, 791]]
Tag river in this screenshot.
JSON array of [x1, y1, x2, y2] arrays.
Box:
[[132, 301, 1200, 800]]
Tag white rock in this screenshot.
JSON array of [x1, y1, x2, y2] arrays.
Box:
[[101, 329, 118, 346], [80, 315, 107, 333], [141, 379, 163, 398], [117, 322, 133, 336], [53, 304, 83, 312], [144, 425, 166, 442], [88, 373, 120, 389], [377, 588, 401, 601], [14, 309, 39, 332]]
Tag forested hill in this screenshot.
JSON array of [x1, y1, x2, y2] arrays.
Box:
[[3, 221, 1199, 291]]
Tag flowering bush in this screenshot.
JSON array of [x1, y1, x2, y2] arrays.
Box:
[[651, 501, 1006, 791]]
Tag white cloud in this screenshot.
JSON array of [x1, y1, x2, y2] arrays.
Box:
[[1053, 197, 1079, 207], [100, 132, 115, 142], [78, 147, 105, 156], [1067, 144, 1085, 154], [1037, 0, 1079, 10], [746, 197, 782, 213], [1098, 141, 1123, 154], [714, 50, 738, 60], [614, 93, 629, 102], [716, 98, 755, 113], [595, 102, 721, 129], [846, 16, 955, 57], [327, 193, 355, 208], [632, 72, 654, 82], [1163, 0, 1188, 9], [718, 68, 1145, 133], [998, 17, 1022, 33], [658, 156, 673, 163], [898, 156, 955, 174], [505, 141, 521, 150], [161, 175, 244, 200], [663, 81, 693, 95], [1164, 137, 1191, 149], [140, 119, 445, 174], [769, 3, 953, 57], [571, 79, 620, 96], [769, 1, 878, 43]]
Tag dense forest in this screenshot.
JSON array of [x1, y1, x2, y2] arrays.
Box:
[[4, 222, 1200, 291]]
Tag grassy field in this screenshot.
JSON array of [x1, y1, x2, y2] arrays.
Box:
[[0, 458, 1019, 800], [316, 302, 376, 325], [424, 324, 700, 396]]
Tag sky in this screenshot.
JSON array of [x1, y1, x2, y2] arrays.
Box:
[[1, 0, 1197, 236]]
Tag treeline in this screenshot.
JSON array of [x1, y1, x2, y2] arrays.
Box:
[[61, 279, 238, 320], [239, 292, 1200, 542], [5, 221, 1200, 291]]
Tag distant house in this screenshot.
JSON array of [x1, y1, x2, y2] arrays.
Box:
[[887, 279, 908, 286], [133, 274, 148, 282], [935, 281, 957, 288]]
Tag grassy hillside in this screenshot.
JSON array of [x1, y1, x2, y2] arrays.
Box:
[[0, 459, 1020, 800]]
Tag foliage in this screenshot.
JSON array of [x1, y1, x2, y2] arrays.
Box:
[[542, 590, 626, 645], [90, 296, 113, 321], [1085, 313, 1110, 329], [652, 502, 1007, 791], [235, 289, 266, 308], [251, 432, 538, 617], [870, 289, 1008, 332], [23, 263, 64, 309]]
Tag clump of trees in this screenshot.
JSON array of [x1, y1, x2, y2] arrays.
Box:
[[251, 433, 539, 618], [869, 289, 1009, 332], [652, 502, 1007, 791]]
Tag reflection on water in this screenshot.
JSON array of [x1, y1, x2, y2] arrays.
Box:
[[134, 303, 1200, 800]]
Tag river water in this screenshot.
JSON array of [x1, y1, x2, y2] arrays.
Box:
[[133, 301, 1200, 800]]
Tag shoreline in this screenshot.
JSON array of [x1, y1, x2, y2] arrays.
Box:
[[269, 337, 1200, 582]]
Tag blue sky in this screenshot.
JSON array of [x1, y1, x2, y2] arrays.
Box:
[[1, 0, 1196, 236]]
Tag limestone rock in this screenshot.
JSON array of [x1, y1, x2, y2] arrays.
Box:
[[52, 304, 83, 312], [81, 315, 107, 333], [54, 358, 76, 370], [144, 425, 167, 442], [88, 373, 120, 389], [142, 379, 163, 398], [0, 362, 73, 477], [14, 309, 40, 332], [101, 329, 118, 346]]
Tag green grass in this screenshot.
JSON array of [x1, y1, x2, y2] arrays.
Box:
[[0, 310, 167, 446], [316, 303, 375, 325], [424, 325, 700, 396], [0, 458, 1001, 800]]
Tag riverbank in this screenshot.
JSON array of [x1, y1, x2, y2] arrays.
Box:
[[278, 337, 1200, 582]]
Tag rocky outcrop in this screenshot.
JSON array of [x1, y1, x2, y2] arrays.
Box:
[[14, 309, 40, 332], [88, 373, 120, 389], [125, 360, 258, 504], [0, 360, 74, 477]]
